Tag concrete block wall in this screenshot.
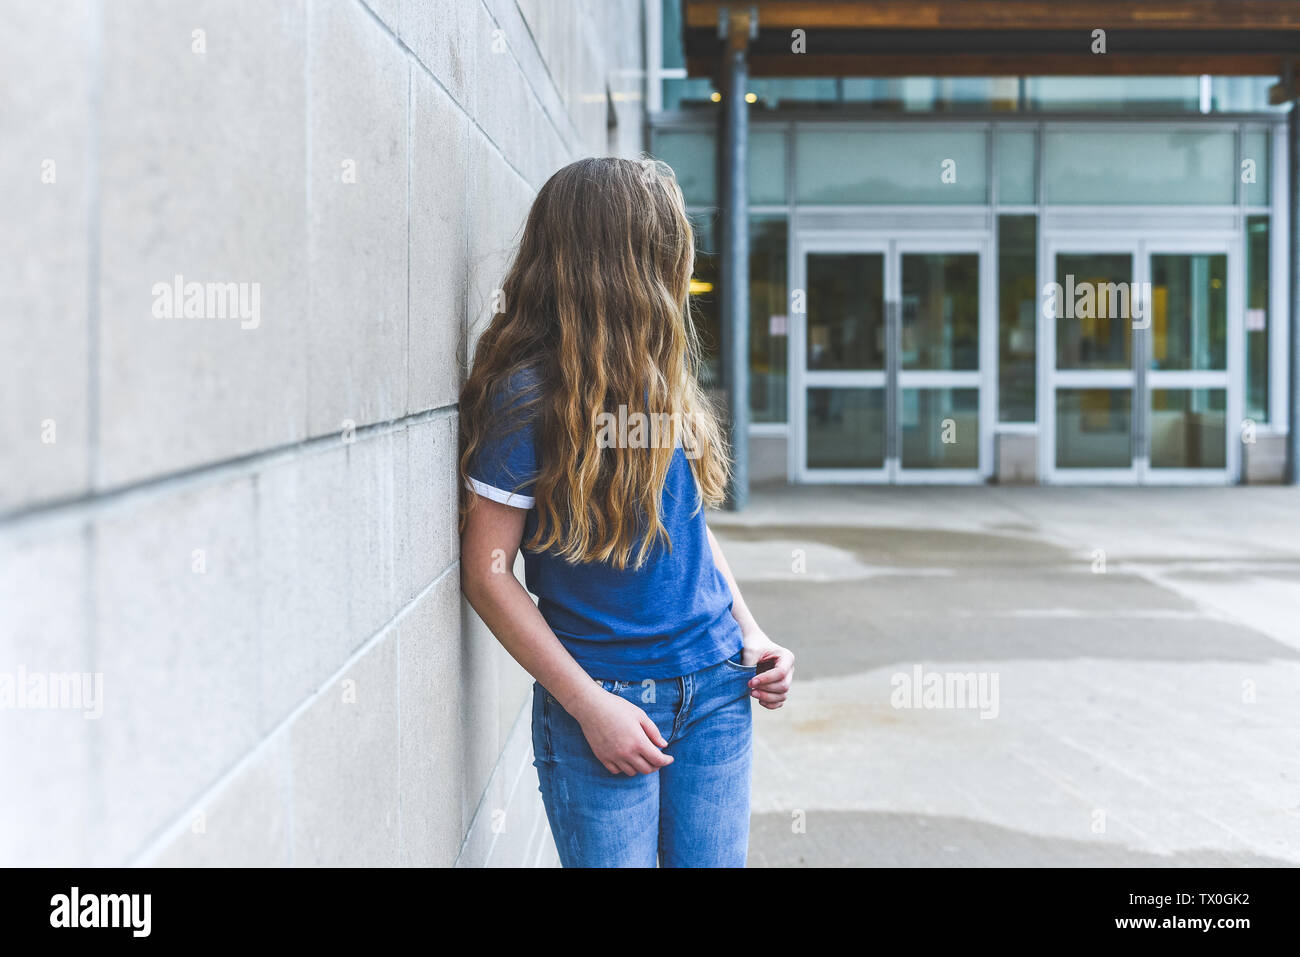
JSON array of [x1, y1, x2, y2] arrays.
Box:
[[0, 0, 644, 867]]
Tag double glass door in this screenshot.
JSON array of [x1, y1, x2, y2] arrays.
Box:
[[793, 236, 991, 483], [1043, 238, 1239, 483]]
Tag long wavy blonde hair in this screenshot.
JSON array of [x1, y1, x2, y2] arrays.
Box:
[[458, 156, 731, 569]]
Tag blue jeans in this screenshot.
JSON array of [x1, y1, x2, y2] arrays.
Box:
[[531, 649, 754, 867]]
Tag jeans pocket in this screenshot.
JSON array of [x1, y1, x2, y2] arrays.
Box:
[[532, 681, 556, 765], [722, 648, 757, 672]]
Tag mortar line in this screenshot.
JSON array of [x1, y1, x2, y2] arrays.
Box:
[[0, 404, 458, 531], [486, 0, 590, 156], [351, 0, 551, 193], [304, 0, 314, 450], [85, 0, 103, 492]]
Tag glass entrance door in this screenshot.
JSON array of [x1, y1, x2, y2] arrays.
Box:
[[793, 237, 991, 483], [1043, 239, 1237, 483], [1045, 244, 1140, 481], [1145, 245, 1234, 481], [896, 243, 985, 479], [799, 242, 889, 481]]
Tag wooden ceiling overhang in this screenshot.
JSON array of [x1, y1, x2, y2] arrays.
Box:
[[683, 1, 1300, 80]]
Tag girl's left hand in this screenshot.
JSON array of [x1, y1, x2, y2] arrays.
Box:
[[741, 632, 794, 710]]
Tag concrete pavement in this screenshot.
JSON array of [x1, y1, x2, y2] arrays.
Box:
[[710, 485, 1300, 867]]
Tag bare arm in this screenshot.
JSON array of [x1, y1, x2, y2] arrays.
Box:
[[460, 494, 672, 774], [706, 522, 796, 709], [706, 524, 760, 638], [460, 496, 604, 720]]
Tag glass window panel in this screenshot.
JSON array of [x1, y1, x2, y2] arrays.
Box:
[[652, 131, 715, 206], [661, 0, 684, 70], [653, 129, 782, 206], [1150, 389, 1227, 469], [1242, 130, 1270, 206], [662, 77, 717, 111], [750, 131, 786, 205], [997, 130, 1036, 205], [837, 77, 1013, 112], [1211, 78, 1281, 115], [749, 216, 788, 423], [1246, 215, 1270, 423], [1149, 254, 1227, 371], [1054, 253, 1133, 370], [900, 253, 979, 371], [807, 388, 885, 469], [1056, 389, 1132, 469], [662, 76, 1280, 114], [1043, 130, 1235, 205], [806, 253, 885, 371], [901, 388, 980, 469], [1028, 77, 1200, 113], [748, 77, 841, 108], [999, 216, 1037, 421], [730, 77, 1016, 111], [687, 212, 720, 387], [796, 130, 988, 204]]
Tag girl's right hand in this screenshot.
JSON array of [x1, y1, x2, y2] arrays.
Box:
[[576, 691, 674, 776]]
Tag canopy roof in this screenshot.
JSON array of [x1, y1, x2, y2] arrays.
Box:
[[682, 1, 1300, 78]]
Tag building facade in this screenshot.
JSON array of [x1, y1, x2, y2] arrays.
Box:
[[648, 1, 1291, 486]]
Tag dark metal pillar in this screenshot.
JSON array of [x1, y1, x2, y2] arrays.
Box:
[[719, 5, 754, 509]]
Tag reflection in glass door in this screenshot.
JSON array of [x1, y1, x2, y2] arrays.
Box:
[[1049, 248, 1138, 478], [1146, 249, 1232, 479], [802, 246, 889, 479], [898, 248, 983, 476], [794, 237, 991, 483], [1043, 239, 1237, 483]]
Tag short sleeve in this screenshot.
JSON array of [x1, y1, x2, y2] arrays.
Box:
[[466, 372, 540, 509]]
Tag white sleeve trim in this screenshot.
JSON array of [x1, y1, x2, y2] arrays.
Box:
[[467, 476, 535, 509]]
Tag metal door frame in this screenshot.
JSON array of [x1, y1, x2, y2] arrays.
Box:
[[790, 230, 994, 483], [1040, 231, 1240, 484]]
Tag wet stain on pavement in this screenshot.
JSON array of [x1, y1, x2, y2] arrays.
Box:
[[746, 810, 1298, 867], [715, 525, 1300, 675]]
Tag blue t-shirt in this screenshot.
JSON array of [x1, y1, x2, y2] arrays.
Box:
[[466, 372, 744, 680]]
